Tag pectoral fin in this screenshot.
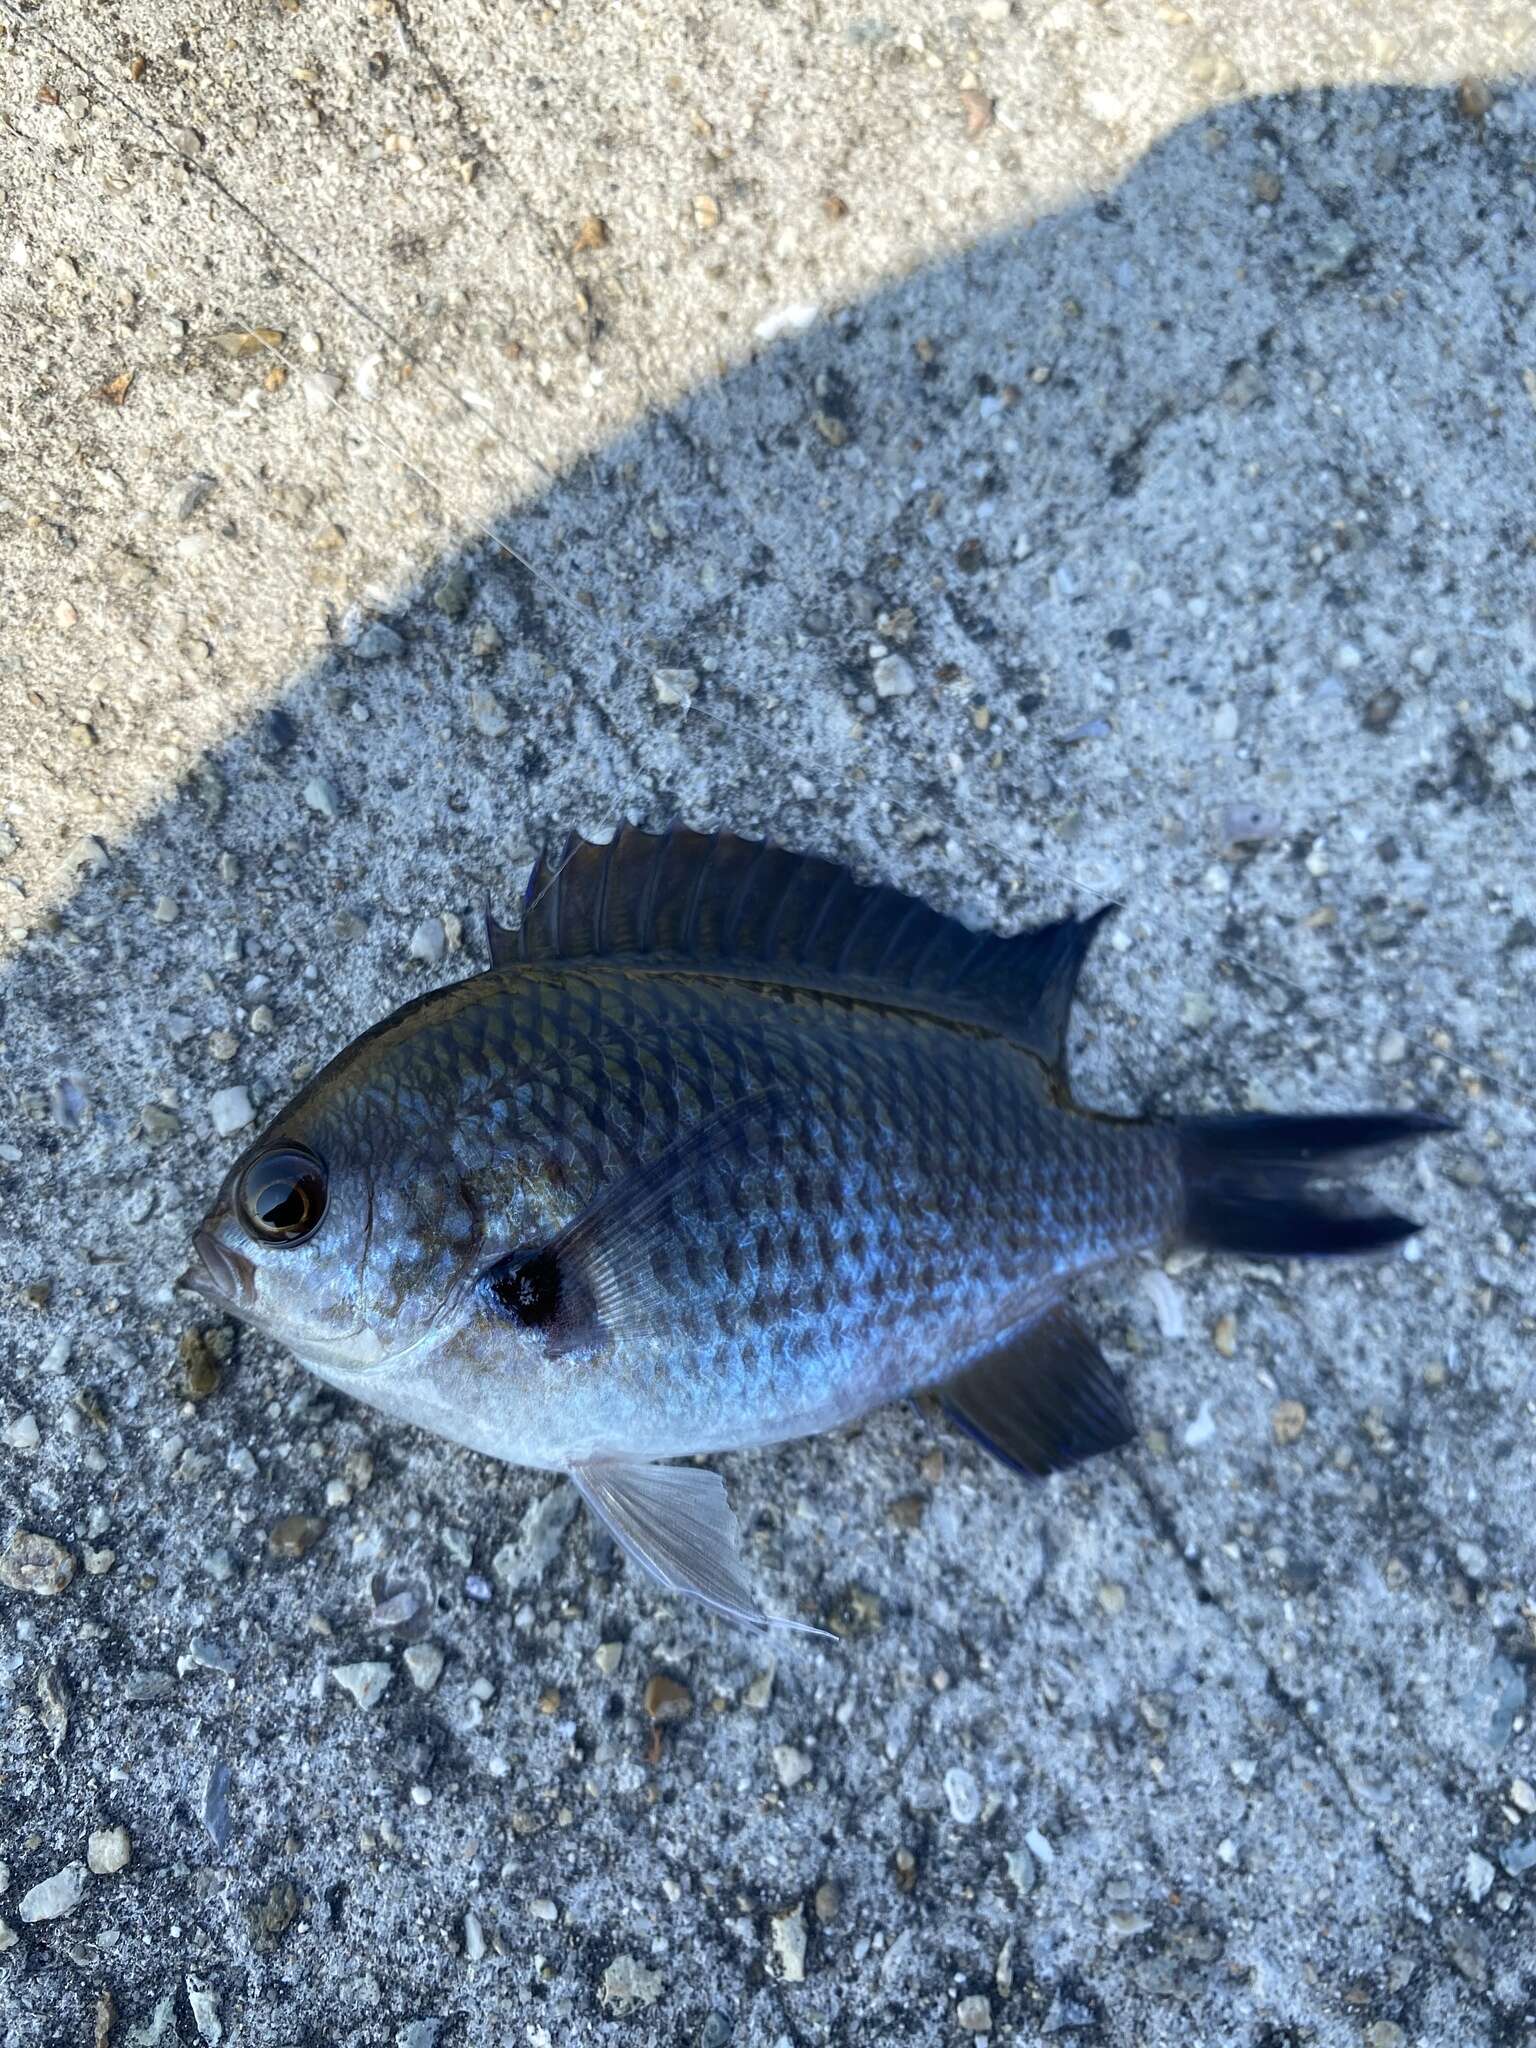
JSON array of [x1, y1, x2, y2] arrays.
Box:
[[571, 1458, 833, 1638], [941, 1302, 1134, 1478]]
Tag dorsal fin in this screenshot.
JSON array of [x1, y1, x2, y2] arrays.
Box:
[[491, 824, 1114, 1068]]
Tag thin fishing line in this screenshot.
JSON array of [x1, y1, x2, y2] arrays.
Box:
[[7, 1, 1527, 1123]]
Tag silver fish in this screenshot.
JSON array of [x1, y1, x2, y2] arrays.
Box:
[[182, 826, 1449, 1630]]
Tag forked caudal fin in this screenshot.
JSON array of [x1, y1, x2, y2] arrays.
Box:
[[1177, 1110, 1455, 1258]]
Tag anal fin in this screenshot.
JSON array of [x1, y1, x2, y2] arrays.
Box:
[[571, 1459, 833, 1638], [942, 1302, 1134, 1478]]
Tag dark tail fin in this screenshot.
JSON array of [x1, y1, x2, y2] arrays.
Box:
[[1177, 1111, 1454, 1258]]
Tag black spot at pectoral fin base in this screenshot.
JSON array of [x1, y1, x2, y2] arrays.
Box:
[[941, 1302, 1134, 1478]]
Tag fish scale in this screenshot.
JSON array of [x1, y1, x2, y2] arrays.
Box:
[[185, 825, 1449, 1630]]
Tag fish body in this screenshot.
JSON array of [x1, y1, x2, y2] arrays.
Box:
[[185, 826, 1448, 1629]]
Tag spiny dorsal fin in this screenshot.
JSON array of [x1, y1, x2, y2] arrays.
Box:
[[491, 824, 1113, 1067]]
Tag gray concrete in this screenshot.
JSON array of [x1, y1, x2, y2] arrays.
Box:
[[2, 1, 1535, 2043]]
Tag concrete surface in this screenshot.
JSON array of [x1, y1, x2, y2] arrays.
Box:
[[2, 0, 1535, 2043]]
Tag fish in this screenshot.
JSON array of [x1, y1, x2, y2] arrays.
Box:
[[181, 824, 1450, 1632]]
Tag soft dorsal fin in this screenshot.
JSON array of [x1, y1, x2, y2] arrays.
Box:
[[487, 824, 1113, 1068]]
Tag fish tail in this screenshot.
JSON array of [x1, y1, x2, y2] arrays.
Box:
[[1175, 1110, 1454, 1258]]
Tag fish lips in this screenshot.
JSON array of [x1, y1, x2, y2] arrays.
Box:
[[179, 1227, 256, 1311]]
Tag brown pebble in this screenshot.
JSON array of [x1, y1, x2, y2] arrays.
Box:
[[1212, 1313, 1237, 1358], [892, 1845, 918, 1892], [573, 214, 609, 252], [920, 1448, 944, 1484], [0, 1529, 75, 1597], [95, 1989, 115, 2048], [1456, 77, 1492, 122], [1251, 169, 1282, 203], [267, 1514, 325, 1560], [813, 1879, 841, 1923], [960, 89, 995, 138], [887, 1492, 926, 1530], [643, 1673, 692, 1724], [179, 1327, 221, 1400], [692, 193, 721, 230], [821, 194, 849, 221], [1271, 1399, 1308, 1446], [536, 1687, 561, 1715], [1363, 686, 1401, 732]]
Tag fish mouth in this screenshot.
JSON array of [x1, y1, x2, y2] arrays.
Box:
[[179, 1228, 256, 1309]]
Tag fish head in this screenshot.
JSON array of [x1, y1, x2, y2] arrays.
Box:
[[181, 1082, 482, 1375]]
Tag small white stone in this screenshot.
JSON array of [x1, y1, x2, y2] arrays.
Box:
[[769, 1902, 807, 1983], [187, 1979, 223, 2045], [331, 1659, 393, 1709], [1140, 1269, 1186, 1340], [753, 301, 819, 343], [957, 1994, 993, 2033], [1183, 1400, 1217, 1448], [208, 1087, 254, 1138], [404, 1643, 444, 1693], [593, 1641, 623, 1677], [1407, 643, 1439, 678], [528, 1896, 558, 1922], [873, 653, 916, 698], [301, 776, 339, 821], [773, 1744, 813, 1789], [87, 1825, 131, 1875], [944, 1765, 983, 1824], [1023, 1826, 1054, 1866], [600, 1952, 665, 2013], [652, 667, 696, 708], [463, 1911, 486, 1962], [19, 1862, 87, 1922], [1467, 1851, 1497, 1902], [4, 1412, 40, 1453], [409, 917, 446, 967], [301, 371, 343, 412], [1210, 701, 1239, 741], [468, 688, 510, 738], [1377, 1029, 1408, 1067], [353, 622, 404, 661]]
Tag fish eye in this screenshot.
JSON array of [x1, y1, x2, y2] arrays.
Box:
[[236, 1144, 328, 1245]]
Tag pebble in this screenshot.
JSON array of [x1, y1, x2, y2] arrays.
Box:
[[492, 1483, 577, 1591], [1140, 1269, 1185, 1340], [957, 1995, 993, 2033], [463, 1911, 486, 1962], [1377, 1029, 1408, 1067], [404, 1643, 445, 1693], [773, 1744, 813, 1789], [1097, 1581, 1127, 1616], [1466, 1850, 1496, 1902], [1212, 1314, 1237, 1358], [203, 1760, 233, 1850], [1004, 1848, 1036, 1896], [652, 667, 696, 709], [186, 1980, 223, 2045], [1271, 1399, 1308, 1446], [643, 1674, 692, 1724], [944, 1765, 982, 1824], [469, 620, 502, 659], [600, 1954, 663, 2014], [302, 776, 339, 821], [0, 1529, 74, 1596], [872, 653, 916, 698], [594, 1641, 623, 1677], [1511, 1778, 1536, 1816], [1210, 702, 1239, 741], [693, 194, 721, 229], [813, 1880, 840, 1924], [573, 215, 609, 252], [332, 1660, 393, 1709], [432, 566, 471, 618], [769, 1902, 808, 1983], [4, 1411, 40, 1452], [1183, 1400, 1216, 1448], [468, 688, 510, 738], [301, 370, 343, 412], [87, 1825, 132, 1875], [169, 475, 217, 521], [208, 1087, 254, 1137], [19, 1861, 86, 1922], [354, 622, 404, 661], [268, 1514, 325, 1559], [409, 918, 447, 967]]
